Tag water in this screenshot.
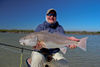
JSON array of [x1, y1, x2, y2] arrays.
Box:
[[0, 32, 100, 67]]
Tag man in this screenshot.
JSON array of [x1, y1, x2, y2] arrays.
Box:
[[35, 8, 79, 48], [26, 8, 79, 67], [35, 9, 64, 34]]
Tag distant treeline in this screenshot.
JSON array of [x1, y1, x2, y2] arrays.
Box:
[[65, 31, 100, 35], [0, 29, 100, 35], [0, 29, 34, 33]]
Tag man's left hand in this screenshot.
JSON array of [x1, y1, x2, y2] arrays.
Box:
[[68, 36, 80, 42]]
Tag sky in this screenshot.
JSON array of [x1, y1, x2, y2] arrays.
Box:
[[0, 0, 100, 31]]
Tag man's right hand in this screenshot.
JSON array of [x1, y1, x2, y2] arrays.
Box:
[[32, 41, 46, 50]]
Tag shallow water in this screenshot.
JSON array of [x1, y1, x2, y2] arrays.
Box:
[[0, 32, 100, 67]]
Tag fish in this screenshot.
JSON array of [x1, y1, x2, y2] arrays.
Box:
[[19, 31, 88, 53]]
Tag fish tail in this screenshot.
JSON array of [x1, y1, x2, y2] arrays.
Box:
[[77, 37, 88, 51]]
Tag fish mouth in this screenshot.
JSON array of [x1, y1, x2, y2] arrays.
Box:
[[19, 42, 26, 46], [19, 39, 26, 46]]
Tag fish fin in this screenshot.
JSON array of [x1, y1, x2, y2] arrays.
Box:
[[60, 47, 67, 54], [77, 37, 88, 51]]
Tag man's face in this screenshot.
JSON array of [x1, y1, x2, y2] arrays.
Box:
[[46, 15, 56, 24]]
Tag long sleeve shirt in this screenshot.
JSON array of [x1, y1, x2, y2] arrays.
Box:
[[35, 21, 65, 34]]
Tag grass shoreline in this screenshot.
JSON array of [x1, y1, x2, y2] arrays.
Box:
[[0, 29, 100, 35]]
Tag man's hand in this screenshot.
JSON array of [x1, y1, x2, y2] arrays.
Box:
[[32, 41, 46, 50], [68, 36, 80, 42], [67, 44, 77, 49], [67, 36, 80, 49]]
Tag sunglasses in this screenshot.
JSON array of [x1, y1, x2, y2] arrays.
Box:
[[47, 13, 56, 17]]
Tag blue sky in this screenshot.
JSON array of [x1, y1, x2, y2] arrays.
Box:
[[0, 0, 100, 31]]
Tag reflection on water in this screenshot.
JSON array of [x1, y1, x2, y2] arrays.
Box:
[[0, 33, 100, 67]]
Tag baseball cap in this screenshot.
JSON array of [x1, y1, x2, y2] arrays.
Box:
[[46, 9, 57, 17]]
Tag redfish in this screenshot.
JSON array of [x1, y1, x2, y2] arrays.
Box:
[[19, 31, 88, 52]]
